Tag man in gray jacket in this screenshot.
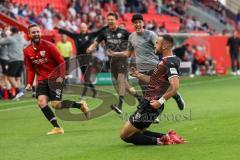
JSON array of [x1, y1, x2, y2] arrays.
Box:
[[0, 29, 11, 91], [107, 14, 185, 111], [0, 27, 27, 99]]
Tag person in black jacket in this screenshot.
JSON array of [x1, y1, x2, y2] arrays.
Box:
[[56, 23, 107, 97], [226, 30, 240, 75]]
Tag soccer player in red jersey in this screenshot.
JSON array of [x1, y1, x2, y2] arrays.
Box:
[[120, 35, 185, 145], [24, 24, 89, 135]]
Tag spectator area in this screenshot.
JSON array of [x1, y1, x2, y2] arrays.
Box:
[[11, 0, 68, 15], [9, 0, 181, 33]]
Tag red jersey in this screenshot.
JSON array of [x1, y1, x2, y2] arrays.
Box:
[[24, 40, 65, 85], [194, 50, 206, 63]]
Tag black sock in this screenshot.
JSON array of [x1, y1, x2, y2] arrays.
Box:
[[41, 105, 60, 128], [143, 131, 165, 138], [32, 86, 36, 97], [88, 83, 95, 90], [123, 132, 157, 145], [7, 90, 14, 99], [16, 88, 20, 94], [81, 84, 88, 96], [87, 84, 97, 95], [61, 100, 81, 109], [118, 96, 124, 109], [90, 85, 97, 97]]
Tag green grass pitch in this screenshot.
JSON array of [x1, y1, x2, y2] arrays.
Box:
[[1, 76, 240, 160]]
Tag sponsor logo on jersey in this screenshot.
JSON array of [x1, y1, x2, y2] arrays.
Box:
[[107, 34, 111, 39], [135, 112, 141, 120], [40, 51, 46, 57], [170, 68, 178, 74], [117, 33, 122, 38], [55, 89, 62, 96], [32, 58, 48, 64]]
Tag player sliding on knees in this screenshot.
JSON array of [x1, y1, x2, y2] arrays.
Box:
[[120, 35, 185, 145], [24, 24, 90, 135]]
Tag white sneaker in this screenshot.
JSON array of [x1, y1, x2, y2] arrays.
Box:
[[189, 74, 195, 78], [12, 91, 24, 100], [212, 70, 216, 75], [237, 70, 240, 75], [231, 72, 237, 76], [195, 70, 200, 76], [207, 70, 211, 75]]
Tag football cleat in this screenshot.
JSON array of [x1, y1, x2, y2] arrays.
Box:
[[157, 134, 174, 145], [79, 100, 90, 119], [47, 127, 64, 135], [167, 130, 185, 144], [153, 117, 160, 124], [172, 92, 185, 111], [12, 91, 25, 101]]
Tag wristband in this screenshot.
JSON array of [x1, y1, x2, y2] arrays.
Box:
[[158, 97, 166, 106]]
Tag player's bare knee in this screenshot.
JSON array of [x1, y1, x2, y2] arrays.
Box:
[[37, 99, 47, 108], [120, 128, 130, 140], [51, 101, 61, 109], [120, 132, 127, 140]]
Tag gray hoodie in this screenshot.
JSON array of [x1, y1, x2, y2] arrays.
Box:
[[0, 43, 9, 61], [0, 33, 27, 62]]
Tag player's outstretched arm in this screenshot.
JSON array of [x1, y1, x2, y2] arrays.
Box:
[[89, 25, 108, 38], [130, 67, 150, 83], [55, 27, 77, 39], [106, 50, 132, 57]]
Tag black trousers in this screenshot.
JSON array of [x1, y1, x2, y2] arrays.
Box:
[[64, 57, 70, 75], [230, 53, 240, 72]]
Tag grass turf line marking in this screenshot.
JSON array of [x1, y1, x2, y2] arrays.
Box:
[[0, 105, 36, 112]]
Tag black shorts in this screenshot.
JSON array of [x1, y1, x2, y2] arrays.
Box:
[[78, 55, 94, 74], [7, 61, 24, 77], [0, 59, 8, 75], [129, 99, 164, 130], [111, 58, 128, 79], [36, 80, 63, 101]]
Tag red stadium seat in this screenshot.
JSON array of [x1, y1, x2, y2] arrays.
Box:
[[148, 4, 156, 14]]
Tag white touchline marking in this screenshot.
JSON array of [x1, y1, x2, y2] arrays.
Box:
[[0, 99, 35, 107], [0, 105, 36, 112]]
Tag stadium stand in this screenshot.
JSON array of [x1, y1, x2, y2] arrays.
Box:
[[0, 0, 238, 100]]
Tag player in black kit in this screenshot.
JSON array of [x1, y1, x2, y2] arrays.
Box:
[[56, 23, 107, 97], [87, 12, 140, 114]]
